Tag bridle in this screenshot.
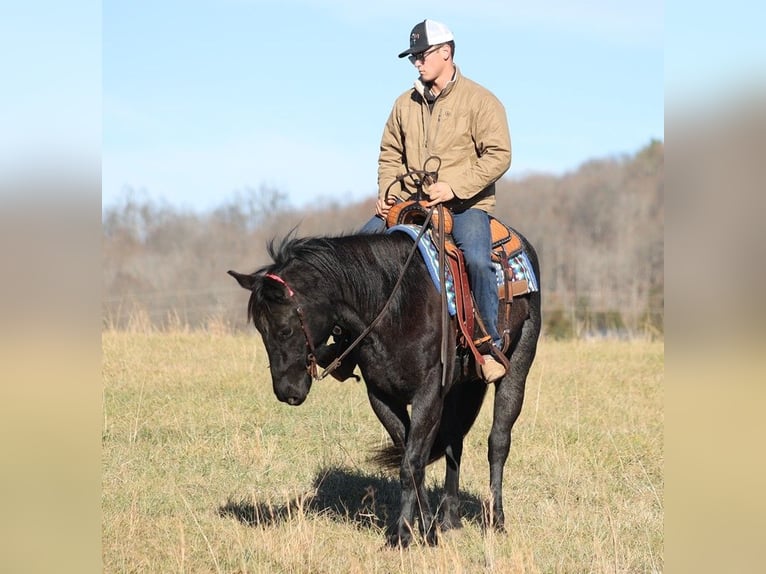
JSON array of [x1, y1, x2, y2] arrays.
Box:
[[264, 272, 321, 379]]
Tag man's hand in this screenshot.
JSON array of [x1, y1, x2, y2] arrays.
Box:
[[424, 182, 455, 207], [375, 196, 397, 218]]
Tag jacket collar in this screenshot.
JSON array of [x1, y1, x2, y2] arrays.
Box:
[[414, 65, 460, 103]]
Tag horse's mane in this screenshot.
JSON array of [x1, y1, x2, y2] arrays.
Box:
[[267, 234, 344, 278], [250, 232, 424, 322]]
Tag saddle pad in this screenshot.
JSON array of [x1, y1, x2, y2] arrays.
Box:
[[387, 224, 457, 316], [386, 224, 539, 313], [495, 251, 539, 293]]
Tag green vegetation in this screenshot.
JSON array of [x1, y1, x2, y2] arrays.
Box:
[[103, 331, 663, 572]]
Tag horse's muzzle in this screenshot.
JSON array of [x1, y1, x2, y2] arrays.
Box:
[[272, 375, 311, 406], [283, 395, 305, 406]]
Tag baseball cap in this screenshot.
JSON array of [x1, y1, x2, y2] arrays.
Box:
[[397, 19, 454, 58]]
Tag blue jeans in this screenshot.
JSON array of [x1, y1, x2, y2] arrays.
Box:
[[360, 209, 501, 348], [360, 215, 387, 234]]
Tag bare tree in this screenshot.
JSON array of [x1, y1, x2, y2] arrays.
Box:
[[103, 141, 664, 337]]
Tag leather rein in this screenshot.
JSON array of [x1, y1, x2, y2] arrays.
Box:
[[266, 158, 451, 387], [263, 209, 436, 382]]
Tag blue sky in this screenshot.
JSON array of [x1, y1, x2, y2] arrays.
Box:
[[1, 2, 101, 183], [5, 2, 764, 213], [102, 0, 665, 212]]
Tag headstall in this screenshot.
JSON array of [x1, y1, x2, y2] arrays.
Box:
[[264, 273, 319, 378]]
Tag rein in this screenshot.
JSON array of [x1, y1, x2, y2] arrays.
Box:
[[318, 207, 436, 381], [327, 157, 448, 385], [267, 157, 452, 388], [264, 210, 437, 383], [384, 156, 442, 203]]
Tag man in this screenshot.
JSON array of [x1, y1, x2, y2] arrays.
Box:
[[361, 19, 512, 383]]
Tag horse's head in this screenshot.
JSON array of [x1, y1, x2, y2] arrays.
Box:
[[229, 269, 330, 406]]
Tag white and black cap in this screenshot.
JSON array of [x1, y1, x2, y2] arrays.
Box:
[[397, 19, 454, 58]]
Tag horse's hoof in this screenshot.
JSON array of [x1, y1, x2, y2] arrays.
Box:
[[425, 527, 439, 546], [386, 531, 411, 548], [482, 500, 506, 530], [439, 515, 463, 531]]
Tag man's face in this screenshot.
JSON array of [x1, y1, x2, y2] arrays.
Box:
[[409, 44, 446, 82]]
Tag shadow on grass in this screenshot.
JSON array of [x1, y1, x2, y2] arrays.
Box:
[[218, 465, 485, 533]]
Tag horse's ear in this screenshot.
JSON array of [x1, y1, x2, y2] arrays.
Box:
[[228, 270, 258, 291]]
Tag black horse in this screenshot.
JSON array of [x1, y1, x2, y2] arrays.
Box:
[[228, 229, 541, 547]]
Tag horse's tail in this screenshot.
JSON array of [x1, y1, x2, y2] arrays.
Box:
[[369, 380, 488, 470], [368, 444, 404, 470]]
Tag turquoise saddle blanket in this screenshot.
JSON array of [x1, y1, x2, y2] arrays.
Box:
[[386, 224, 539, 318]]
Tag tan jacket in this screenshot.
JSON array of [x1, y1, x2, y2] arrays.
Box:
[[378, 66, 511, 213]]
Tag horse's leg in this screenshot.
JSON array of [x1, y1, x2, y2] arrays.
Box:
[[366, 388, 409, 451], [313, 334, 359, 382], [441, 443, 463, 529], [366, 389, 420, 545], [438, 375, 489, 530], [395, 386, 444, 547], [487, 319, 539, 531], [439, 393, 464, 530]]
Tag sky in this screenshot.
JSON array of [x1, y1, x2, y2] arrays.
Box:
[[3, 2, 764, 214], [100, 0, 666, 213]]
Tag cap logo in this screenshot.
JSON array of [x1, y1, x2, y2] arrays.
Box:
[[410, 32, 420, 47]]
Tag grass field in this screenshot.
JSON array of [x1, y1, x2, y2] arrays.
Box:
[[102, 331, 663, 573]]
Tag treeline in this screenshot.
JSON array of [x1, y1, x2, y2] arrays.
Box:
[[103, 139, 663, 338]]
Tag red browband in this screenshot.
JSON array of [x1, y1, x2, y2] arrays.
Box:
[[265, 273, 295, 297]]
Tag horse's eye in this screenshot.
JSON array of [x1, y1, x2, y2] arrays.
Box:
[[278, 327, 294, 340]]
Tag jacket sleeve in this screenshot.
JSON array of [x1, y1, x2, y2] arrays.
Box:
[[451, 93, 512, 200], [377, 102, 406, 201]]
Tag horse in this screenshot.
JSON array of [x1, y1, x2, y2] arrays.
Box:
[[228, 228, 541, 547]]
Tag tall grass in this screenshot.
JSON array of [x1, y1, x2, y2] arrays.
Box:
[[103, 331, 663, 573]]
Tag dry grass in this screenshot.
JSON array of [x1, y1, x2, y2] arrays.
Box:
[[103, 332, 663, 573]]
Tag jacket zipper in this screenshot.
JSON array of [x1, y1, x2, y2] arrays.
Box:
[[430, 109, 443, 153], [424, 106, 443, 155]]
